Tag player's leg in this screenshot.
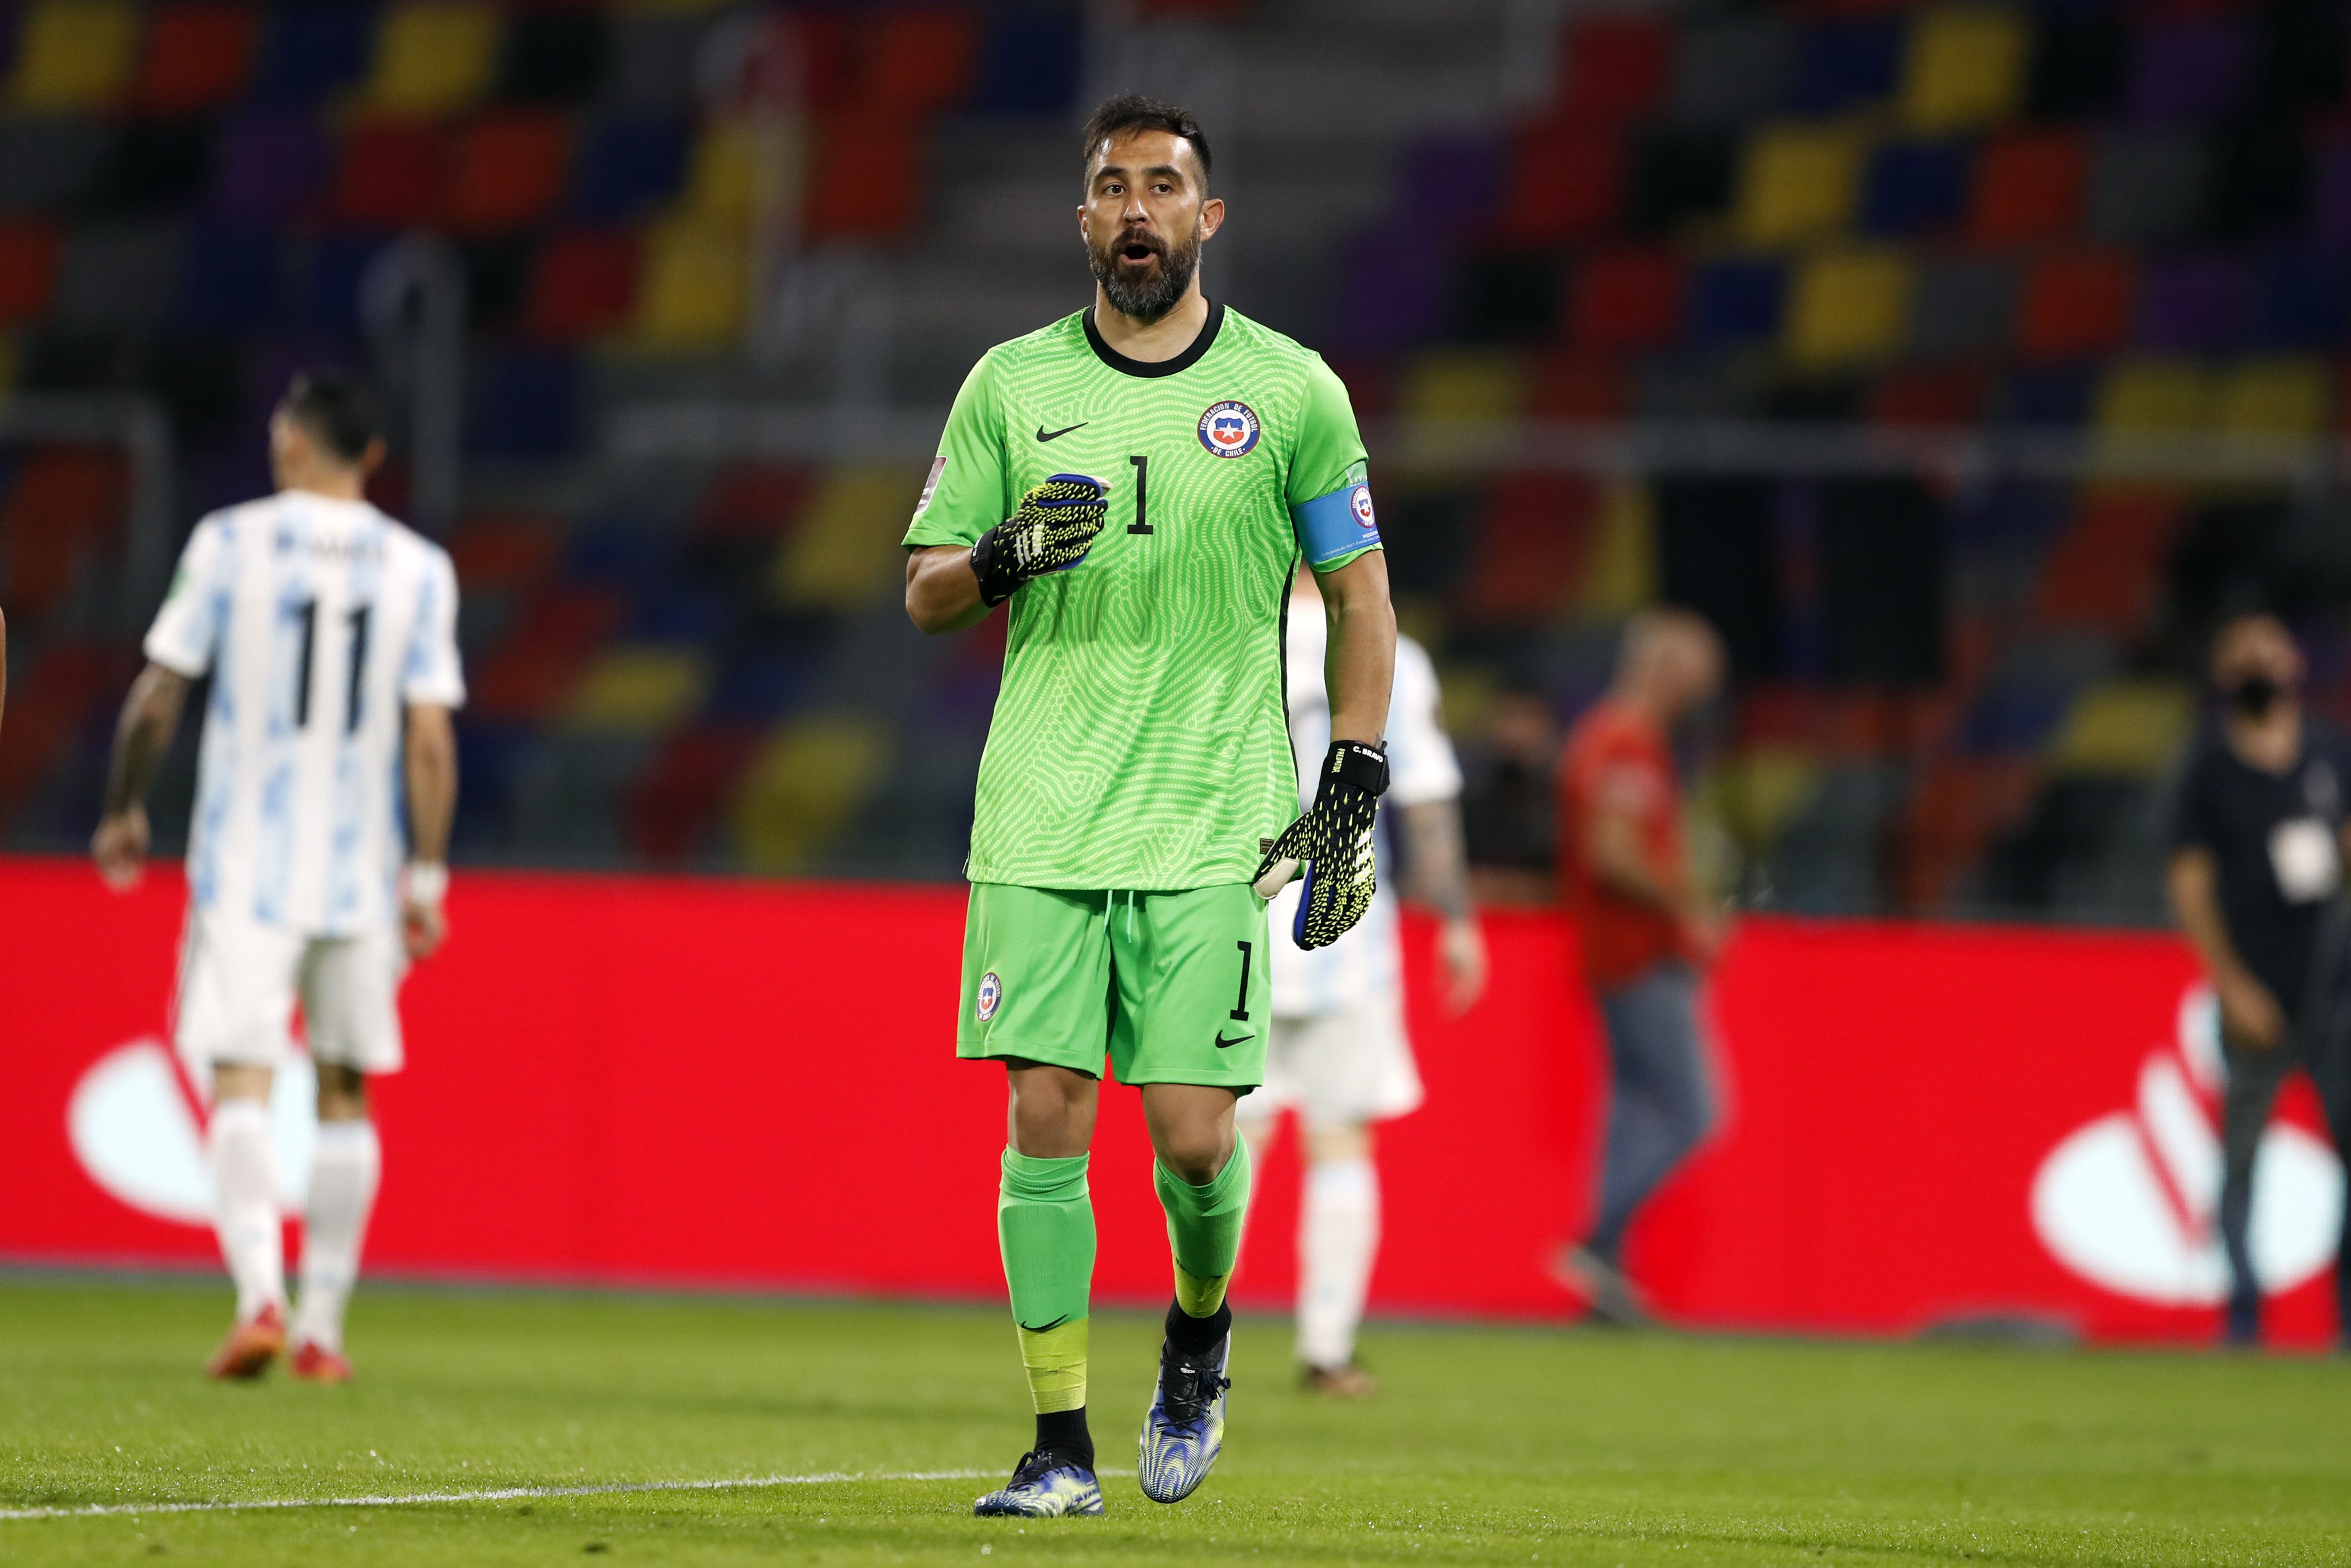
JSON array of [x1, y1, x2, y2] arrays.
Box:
[[1574, 962, 1714, 1323], [1116, 884, 1267, 1505], [286, 928, 405, 1380], [1295, 1120, 1379, 1395], [2217, 1036, 2290, 1346], [962, 884, 1113, 1518], [176, 914, 300, 1377]]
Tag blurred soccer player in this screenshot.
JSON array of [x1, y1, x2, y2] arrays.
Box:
[[1552, 610, 1726, 1325], [903, 96, 1395, 1516], [92, 372, 464, 1383], [1236, 567, 1484, 1397], [2166, 612, 2351, 1347]]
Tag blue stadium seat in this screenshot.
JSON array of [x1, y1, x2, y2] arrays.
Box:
[[1861, 141, 1969, 236], [1791, 17, 1902, 114], [1689, 257, 1784, 347], [569, 115, 689, 222], [251, 3, 376, 104], [468, 350, 578, 456], [968, 13, 1079, 115], [2251, 246, 2349, 348], [174, 223, 278, 329]]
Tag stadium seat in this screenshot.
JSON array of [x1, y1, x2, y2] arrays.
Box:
[[1395, 136, 1508, 243], [1905, 257, 2017, 359], [526, 229, 639, 343], [468, 350, 577, 456], [303, 232, 389, 334], [1899, 5, 2028, 133], [1688, 257, 1784, 347], [249, 3, 372, 104], [706, 649, 809, 723], [1527, 353, 1628, 420], [366, 1, 501, 117], [1398, 351, 1527, 423], [173, 223, 277, 329], [1736, 123, 1866, 246], [1565, 248, 1681, 355], [1669, 14, 1790, 128], [2133, 257, 2244, 354], [9, 0, 141, 111], [626, 722, 759, 863], [1454, 475, 1600, 624], [1967, 129, 2085, 244], [2214, 358, 2329, 436], [211, 108, 331, 220], [449, 513, 561, 595], [967, 13, 1079, 116], [2093, 359, 2207, 434], [2251, 248, 2348, 349], [1622, 124, 1736, 234], [695, 464, 811, 538], [2046, 681, 2193, 778], [0, 224, 60, 325], [0, 118, 116, 210], [0, 452, 128, 618], [1867, 364, 1990, 426], [494, 6, 607, 104], [136, 2, 258, 114], [334, 120, 447, 228], [1790, 16, 1902, 114], [2128, 15, 2247, 122], [468, 586, 624, 721], [2085, 128, 2210, 244], [1558, 14, 1673, 123], [631, 218, 744, 350], [771, 469, 924, 609], [804, 112, 922, 239], [2024, 6, 2126, 120], [682, 120, 758, 229], [1777, 251, 1909, 369], [1860, 140, 1969, 235], [1706, 743, 1824, 864], [51, 221, 181, 332], [1497, 122, 1620, 246], [569, 115, 689, 222], [561, 644, 712, 734], [1570, 479, 1655, 619], [2014, 249, 2135, 361], [730, 714, 890, 871], [867, 7, 978, 113], [2035, 492, 2179, 635], [445, 112, 572, 235]]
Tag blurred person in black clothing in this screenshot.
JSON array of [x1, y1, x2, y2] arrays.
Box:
[[2166, 613, 2351, 1348], [1462, 688, 1557, 906]]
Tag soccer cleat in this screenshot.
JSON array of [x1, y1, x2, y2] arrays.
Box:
[[1137, 1333, 1230, 1504], [1300, 1361, 1378, 1399], [972, 1449, 1104, 1517], [204, 1302, 285, 1380], [288, 1340, 354, 1384]]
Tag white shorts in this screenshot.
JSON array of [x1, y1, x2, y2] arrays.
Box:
[[1237, 996, 1423, 1131], [172, 910, 408, 1077]]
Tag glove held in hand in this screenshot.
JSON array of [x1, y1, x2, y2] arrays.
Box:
[[1253, 740, 1389, 951], [970, 474, 1107, 607]]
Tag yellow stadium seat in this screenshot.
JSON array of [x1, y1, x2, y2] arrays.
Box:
[[1398, 351, 1526, 423], [2214, 358, 2329, 437], [1735, 123, 1865, 247], [732, 714, 890, 871], [1572, 480, 1655, 620], [2092, 360, 2208, 434], [367, 2, 501, 116], [771, 468, 921, 609], [560, 645, 711, 734], [1785, 248, 1910, 366], [1701, 745, 1825, 860], [632, 219, 747, 350], [2047, 681, 2193, 778], [1901, 7, 2029, 133], [682, 120, 762, 228], [10, 0, 140, 110]]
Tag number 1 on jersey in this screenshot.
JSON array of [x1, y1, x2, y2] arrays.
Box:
[[1127, 454, 1151, 535]]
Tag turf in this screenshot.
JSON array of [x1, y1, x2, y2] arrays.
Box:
[[2, 1278, 2348, 1564]]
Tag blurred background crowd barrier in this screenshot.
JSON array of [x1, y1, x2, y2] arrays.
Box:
[[10, 0, 2351, 926]]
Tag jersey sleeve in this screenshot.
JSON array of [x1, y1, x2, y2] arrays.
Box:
[[142, 517, 229, 677], [401, 544, 467, 708], [1286, 355, 1380, 573], [903, 352, 1011, 550], [1384, 637, 1464, 807]]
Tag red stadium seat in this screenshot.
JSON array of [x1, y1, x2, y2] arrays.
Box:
[[334, 120, 448, 228], [447, 111, 573, 235], [1968, 129, 2086, 245], [0, 223, 60, 324], [1566, 246, 1683, 354], [448, 514, 562, 596], [2035, 491, 2180, 635], [1455, 474, 1602, 623], [866, 7, 977, 113], [695, 464, 812, 538], [1559, 15, 1672, 123], [2015, 248, 2136, 361], [1496, 120, 1622, 245], [627, 724, 761, 864], [1867, 364, 1990, 426], [805, 112, 921, 239], [0, 451, 127, 620], [468, 587, 624, 721], [136, 2, 259, 115], [1528, 353, 1629, 420], [526, 228, 639, 343]]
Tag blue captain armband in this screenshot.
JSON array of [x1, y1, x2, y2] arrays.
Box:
[[1291, 480, 1381, 570]]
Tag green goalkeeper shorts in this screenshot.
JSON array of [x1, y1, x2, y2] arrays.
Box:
[[956, 882, 1271, 1089]]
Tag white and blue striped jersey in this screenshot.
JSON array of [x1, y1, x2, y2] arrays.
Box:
[[143, 492, 465, 938], [1270, 615, 1462, 1019]]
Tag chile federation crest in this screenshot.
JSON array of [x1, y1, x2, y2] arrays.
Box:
[[1197, 401, 1261, 458]]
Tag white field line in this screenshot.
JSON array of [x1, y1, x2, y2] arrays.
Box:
[[0, 1467, 993, 1522]]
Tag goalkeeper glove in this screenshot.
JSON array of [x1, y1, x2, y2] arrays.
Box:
[[970, 473, 1108, 607], [1252, 739, 1389, 950]]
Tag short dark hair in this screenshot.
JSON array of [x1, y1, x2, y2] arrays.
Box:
[[281, 370, 381, 464], [1079, 94, 1211, 190]]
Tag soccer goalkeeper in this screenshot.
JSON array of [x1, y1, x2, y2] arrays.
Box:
[[903, 94, 1395, 1518]]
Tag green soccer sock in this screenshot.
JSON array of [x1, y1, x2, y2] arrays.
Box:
[[998, 1148, 1096, 1414], [1154, 1135, 1253, 1319]]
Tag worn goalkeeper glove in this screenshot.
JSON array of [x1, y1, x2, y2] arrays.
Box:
[[1252, 739, 1389, 950], [970, 473, 1108, 607]]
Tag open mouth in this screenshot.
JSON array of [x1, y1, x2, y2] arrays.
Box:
[[1119, 239, 1158, 264]]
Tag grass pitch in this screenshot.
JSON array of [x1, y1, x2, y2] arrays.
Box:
[[2, 1278, 2348, 1564]]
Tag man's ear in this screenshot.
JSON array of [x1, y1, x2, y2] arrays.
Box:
[[360, 437, 389, 478], [1199, 196, 1226, 241]]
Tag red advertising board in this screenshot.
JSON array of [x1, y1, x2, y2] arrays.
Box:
[[2, 858, 2339, 1346]]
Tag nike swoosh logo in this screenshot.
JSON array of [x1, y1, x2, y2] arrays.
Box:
[[1019, 1315, 1072, 1333], [1035, 422, 1088, 442], [1214, 1032, 1254, 1050]]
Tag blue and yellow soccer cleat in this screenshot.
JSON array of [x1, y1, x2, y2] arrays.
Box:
[[972, 1449, 1104, 1518], [1137, 1334, 1230, 1504]]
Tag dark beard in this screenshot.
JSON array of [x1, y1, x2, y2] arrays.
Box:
[[1089, 223, 1200, 324]]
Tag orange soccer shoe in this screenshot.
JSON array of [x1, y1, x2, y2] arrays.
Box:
[[204, 1303, 286, 1380], [288, 1341, 354, 1384]]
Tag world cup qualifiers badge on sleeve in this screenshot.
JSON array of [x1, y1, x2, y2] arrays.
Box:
[[1197, 402, 1261, 458], [1350, 484, 1376, 531], [976, 971, 1002, 1022]]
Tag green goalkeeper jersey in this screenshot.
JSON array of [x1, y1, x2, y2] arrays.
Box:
[[903, 301, 1382, 891]]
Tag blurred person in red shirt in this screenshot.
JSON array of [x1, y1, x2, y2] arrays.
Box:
[[1552, 609, 1727, 1324]]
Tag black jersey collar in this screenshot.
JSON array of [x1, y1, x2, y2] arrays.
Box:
[[1083, 299, 1224, 378]]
